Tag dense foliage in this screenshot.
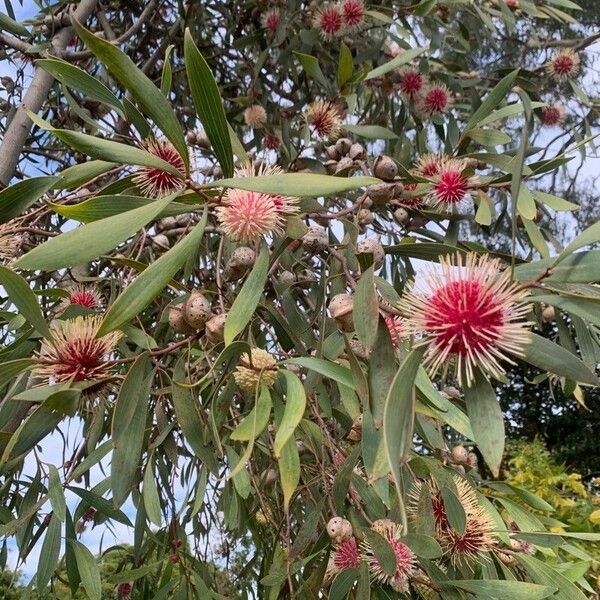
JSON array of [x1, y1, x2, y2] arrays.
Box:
[[0, 0, 599, 598]]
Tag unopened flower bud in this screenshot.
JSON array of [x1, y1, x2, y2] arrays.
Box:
[[451, 445, 469, 464], [542, 305, 555, 323]]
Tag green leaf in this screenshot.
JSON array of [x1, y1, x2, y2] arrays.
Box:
[[294, 52, 329, 89], [36, 58, 124, 116], [47, 465, 66, 522], [521, 333, 599, 386], [0, 176, 59, 223], [278, 437, 300, 510], [283, 357, 354, 388], [0, 11, 29, 36], [383, 347, 426, 531], [273, 371, 306, 458], [208, 174, 380, 198], [329, 568, 357, 599], [70, 540, 102, 600], [0, 266, 50, 337], [230, 382, 272, 442], [0, 358, 36, 389], [464, 70, 519, 131], [440, 485, 467, 534], [444, 580, 556, 600], [143, 462, 162, 527], [36, 513, 61, 590], [338, 42, 354, 90], [477, 101, 546, 127], [464, 369, 504, 477], [368, 316, 398, 424], [55, 160, 116, 191], [517, 554, 587, 600], [184, 29, 233, 177], [365, 47, 427, 80], [224, 245, 269, 345], [67, 487, 132, 526], [466, 128, 512, 146], [555, 220, 600, 265], [71, 19, 188, 166], [517, 186, 537, 220], [362, 529, 396, 576], [402, 533, 443, 559], [97, 209, 207, 336], [14, 195, 174, 272], [226, 445, 251, 499], [354, 266, 379, 353], [344, 125, 398, 140], [532, 190, 579, 212], [514, 251, 600, 284], [111, 353, 153, 507]]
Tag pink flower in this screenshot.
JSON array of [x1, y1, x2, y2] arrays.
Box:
[[244, 104, 268, 129], [341, 0, 365, 28], [419, 84, 451, 114], [305, 100, 343, 139], [216, 162, 298, 242], [261, 9, 280, 34], [547, 49, 580, 81], [34, 316, 122, 385], [385, 316, 404, 347], [414, 153, 443, 178], [427, 159, 473, 209], [67, 284, 101, 309], [401, 253, 531, 385], [540, 104, 566, 127], [398, 68, 425, 99], [315, 4, 344, 39], [133, 138, 186, 198], [262, 133, 281, 151]]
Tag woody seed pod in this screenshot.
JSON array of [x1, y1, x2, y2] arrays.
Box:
[[168, 305, 196, 334], [224, 247, 256, 282], [302, 226, 329, 255], [368, 182, 395, 205], [356, 238, 385, 270], [348, 143, 365, 160], [325, 145, 341, 161], [184, 291, 212, 329], [205, 313, 227, 344], [357, 208, 373, 226], [373, 155, 398, 182], [394, 207, 410, 225], [335, 137, 352, 155], [329, 293, 354, 332], [326, 517, 353, 545], [450, 445, 469, 464], [347, 413, 363, 441], [152, 234, 170, 250], [542, 305, 556, 323]]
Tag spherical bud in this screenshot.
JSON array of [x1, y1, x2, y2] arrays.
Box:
[[244, 104, 268, 129], [335, 137, 352, 155], [542, 305, 556, 323], [394, 207, 410, 225], [263, 468, 278, 486], [183, 291, 212, 329], [356, 238, 385, 270], [302, 226, 329, 254], [168, 305, 196, 334], [467, 452, 479, 469], [368, 182, 395, 205], [152, 234, 170, 250], [234, 348, 279, 391], [325, 145, 341, 161], [329, 293, 354, 332], [451, 445, 469, 465], [326, 517, 353, 545], [357, 208, 373, 226], [205, 313, 227, 344], [347, 413, 363, 441], [224, 247, 256, 282], [255, 510, 268, 525], [278, 270, 296, 286], [373, 155, 398, 182], [348, 143, 365, 160]]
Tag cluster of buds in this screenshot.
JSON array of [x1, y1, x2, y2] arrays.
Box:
[[323, 137, 365, 175], [234, 348, 279, 391], [168, 291, 226, 344]]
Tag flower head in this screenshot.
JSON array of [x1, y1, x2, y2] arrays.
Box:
[[385, 315, 405, 347], [401, 252, 531, 385], [262, 132, 281, 151], [505, 0, 519, 8], [64, 284, 102, 310], [261, 9, 280, 34], [234, 348, 279, 391], [398, 182, 426, 208], [216, 162, 298, 242], [34, 316, 121, 385], [419, 84, 451, 115], [398, 67, 425, 99], [305, 100, 343, 139], [412, 477, 497, 565], [341, 0, 365, 29], [427, 159, 474, 210], [315, 4, 344, 39], [244, 104, 268, 129], [362, 519, 415, 592], [540, 104, 566, 127], [547, 49, 580, 81], [133, 138, 186, 198]]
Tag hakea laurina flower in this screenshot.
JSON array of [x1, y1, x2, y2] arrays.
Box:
[[546, 48, 580, 81], [234, 348, 279, 391], [419, 84, 451, 115], [261, 8, 280, 34], [305, 100, 343, 139], [400, 252, 531, 386], [133, 138, 186, 198], [262, 132, 281, 151], [427, 159, 476, 210], [244, 104, 268, 129], [398, 182, 426, 208], [65, 284, 102, 310], [540, 104, 566, 127], [315, 4, 344, 39], [362, 519, 416, 592], [325, 537, 362, 580], [414, 153, 443, 178], [0, 225, 22, 263], [411, 477, 497, 565], [341, 0, 365, 29], [385, 315, 405, 348], [398, 67, 425, 99], [34, 316, 122, 385], [215, 162, 299, 242]]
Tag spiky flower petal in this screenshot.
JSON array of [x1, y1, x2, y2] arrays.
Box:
[[401, 252, 531, 385], [305, 100, 343, 139], [385, 315, 405, 347], [244, 105, 268, 129], [419, 84, 451, 115], [35, 316, 121, 385], [547, 49, 580, 81], [234, 348, 279, 391], [414, 153, 444, 178], [66, 284, 102, 309], [215, 162, 298, 242], [341, 0, 365, 29], [133, 139, 186, 198], [315, 4, 344, 39]]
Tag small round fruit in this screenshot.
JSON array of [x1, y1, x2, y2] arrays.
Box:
[[326, 517, 353, 545], [356, 238, 385, 270], [184, 291, 211, 329], [373, 155, 398, 182]]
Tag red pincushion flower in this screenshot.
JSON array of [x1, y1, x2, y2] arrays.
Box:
[[540, 104, 566, 126], [401, 253, 531, 385], [262, 133, 281, 150], [421, 84, 451, 114], [305, 100, 343, 139], [547, 49, 580, 81], [333, 537, 361, 570], [427, 159, 473, 209], [261, 9, 280, 34], [133, 138, 186, 198], [399, 68, 424, 99], [415, 153, 443, 178], [341, 0, 365, 28], [315, 5, 344, 39], [68, 284, 101, 309], [385, 316, 404, 347]]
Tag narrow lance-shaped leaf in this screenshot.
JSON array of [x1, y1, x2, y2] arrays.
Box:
[[98, 208, 207, 336], [36, 513, 61, 590], [70, 540, 102, 600], [353, 265, 379, 353], [273, 370, 306, 458], [0, 176, 59, 223], [278, 437, 300, 511]]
